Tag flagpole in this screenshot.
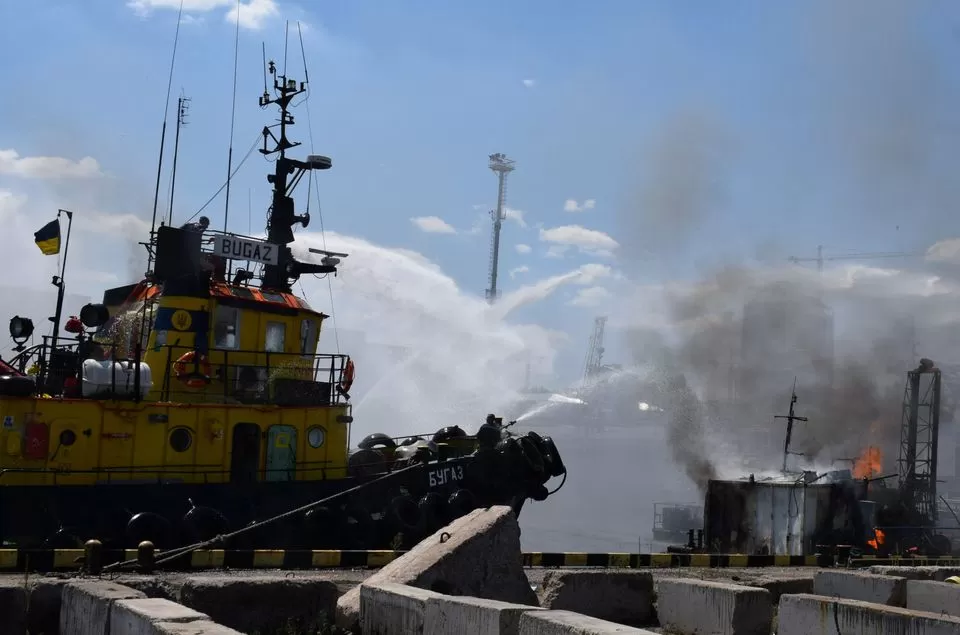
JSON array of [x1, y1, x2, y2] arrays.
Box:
[[48, 209, 73, 358]]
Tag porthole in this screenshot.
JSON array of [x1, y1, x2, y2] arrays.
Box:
[[169, 427, 193, 453], [308, 426, 326, 449], [59, 429, 77, 446]]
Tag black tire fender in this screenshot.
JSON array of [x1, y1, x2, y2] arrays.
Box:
[[447, 488, 477, 519], [126, 512, 173, 548], [387, 495, 421, 531], [517, 436, 545, 475], [542, 436, 566, 478], [358, 432, 397, 451]]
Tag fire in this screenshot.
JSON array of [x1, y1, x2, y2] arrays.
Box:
[[868, 528, 886, 550], [853, 446, 882, 479]]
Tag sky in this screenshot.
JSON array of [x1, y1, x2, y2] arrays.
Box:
[[3, 0, 960, 394]]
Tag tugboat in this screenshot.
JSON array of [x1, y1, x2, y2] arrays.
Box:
[[0, 56, 565, 551]]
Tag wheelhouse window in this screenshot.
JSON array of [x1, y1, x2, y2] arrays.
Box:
[[265, 321, 286, 353], [213, 306, 240, 349], [300, 319, 317, 356]]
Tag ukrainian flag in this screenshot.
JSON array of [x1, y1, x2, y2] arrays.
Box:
[[34, 219, 61, 256]]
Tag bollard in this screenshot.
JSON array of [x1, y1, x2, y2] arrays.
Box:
[[84, 539, 103, 575], [137, 540, 156, 573]]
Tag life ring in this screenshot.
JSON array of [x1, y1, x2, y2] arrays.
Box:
[[340, 358, 355, 393], [173, 351, 211, 389]]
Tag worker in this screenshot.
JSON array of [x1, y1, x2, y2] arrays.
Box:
[[181, 215, 210, 234]]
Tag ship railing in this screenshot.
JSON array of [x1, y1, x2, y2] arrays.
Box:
[[4, 337, 352, 407], [156, 343, 350, 406]]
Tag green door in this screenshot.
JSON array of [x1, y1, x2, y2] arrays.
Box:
[[265, 424, 297, 482]]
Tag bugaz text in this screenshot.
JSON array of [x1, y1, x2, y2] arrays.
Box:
[[213, 235, 279, 266], [428, 465, 464, 488]]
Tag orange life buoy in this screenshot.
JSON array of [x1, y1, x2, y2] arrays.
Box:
[[340, 358, 355, 393], [173, 350, 212, 389]]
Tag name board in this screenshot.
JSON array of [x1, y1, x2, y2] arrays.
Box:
[[213, 235, 279, 266]]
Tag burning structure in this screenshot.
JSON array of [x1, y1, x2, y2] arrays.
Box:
[[700, 358, 951, 557]]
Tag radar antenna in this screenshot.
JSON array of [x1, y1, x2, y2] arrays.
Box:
[[257, 57, 342, 291]]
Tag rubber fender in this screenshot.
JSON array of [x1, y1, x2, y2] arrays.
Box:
[[126, 512, 173, 549], [523, 431, 555, 474], [342, 505, 376, 549], [400, 436, 423, 447], [347, 448, 388, 477], [531, 485, 550, 502], [181, 506, 229, 543], [358, 432, 397, 451], [447, 488, 477, 519], [387, 495, 421, 530], [517, 436, 545, 475], [0, 374, 37, 397], [541, 436, 566, 478], [432, 425, 467, 444]]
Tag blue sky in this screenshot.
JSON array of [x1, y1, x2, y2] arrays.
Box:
[[2, 0, 960, 386]]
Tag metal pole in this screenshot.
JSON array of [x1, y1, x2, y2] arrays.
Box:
[[49, 209, 74, 356]]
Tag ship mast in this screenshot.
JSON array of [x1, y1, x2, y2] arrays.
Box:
[[257, 59, 337, 292]]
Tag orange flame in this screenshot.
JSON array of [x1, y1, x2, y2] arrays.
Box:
[[867, 528, 886, 550], [853, 446, 882, 479]]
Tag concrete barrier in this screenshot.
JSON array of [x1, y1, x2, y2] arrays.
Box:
[[110, 597, 241, 635], [60, 580, 146, 635], [537, 571, 653, 627], [177, 575, 339, 634], [337, 505, 538, 632], [424, 593, 546, 635], [778, 593, 960, 635], [656, 578, 772, 635], [908, 579, 960, 616], [518, 610, 657, 634], [360, 582, 441, 635], [0, 578, 28, 635], [28, 578, 68, 635], [813, 570, 907, 606], [869, 565, 960, 582]]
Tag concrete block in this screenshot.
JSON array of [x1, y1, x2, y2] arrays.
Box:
[[908, 579, 960, 616], [537, 571, 653, 627], [813, 570, 907, 606], [778, 593, 960, 635], [360, 582, 442, 635], [178, 575, 339, 634], [153, 621, 243, 635], [518, 610, 658, 634], [424, 594, 546, 635], [28, 578, 67, 635], [0, 578, 29, 635], [870, 565, 960, 582], [656, 578, 772, 635], [751, 575, 814, 602], [60, 580, 146, 635], [110, 598, 209, 635], [336, 505, 538, 632]]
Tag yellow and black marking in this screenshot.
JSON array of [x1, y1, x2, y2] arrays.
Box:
[[0, 549, 835, 573], [521, 553, 826, 568], [849, 557, 960, 568]]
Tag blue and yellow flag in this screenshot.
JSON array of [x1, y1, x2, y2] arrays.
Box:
[[34, 219, 60, 255]]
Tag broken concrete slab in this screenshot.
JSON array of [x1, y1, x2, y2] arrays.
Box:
[[60, 580, 147, 635], [336, 505, 537, 632], [907, 579, 960, 616], [27, 577, 67, 635], [778, 593, 960, 635], [813, 570, 907, 606], [110, 598, 211, 635], [178, 575, 339, 635], [360, 582, 442, 635], [537, 571, 653, 627], [518, 610, 657, 634], [424, 593, 546, 635], [656, 578, 772, 635]]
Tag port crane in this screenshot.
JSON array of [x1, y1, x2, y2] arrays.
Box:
[[787, 245, 921, 272]]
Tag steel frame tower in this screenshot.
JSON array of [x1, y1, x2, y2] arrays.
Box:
[[485, 153, 515, 303], [583, 316, 608, 379], [898, 358, 942, 525]]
